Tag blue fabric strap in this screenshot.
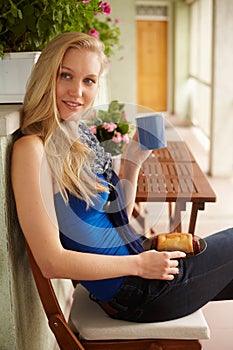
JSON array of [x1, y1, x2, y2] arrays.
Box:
[[106, 170, 144, 255]]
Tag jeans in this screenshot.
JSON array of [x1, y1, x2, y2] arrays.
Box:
[[106, 228, 233, 322]]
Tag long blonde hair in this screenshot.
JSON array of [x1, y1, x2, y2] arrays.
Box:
[[22, 32, 108, 205]]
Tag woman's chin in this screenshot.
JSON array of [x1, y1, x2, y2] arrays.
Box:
[[61, 111, 83, 122]]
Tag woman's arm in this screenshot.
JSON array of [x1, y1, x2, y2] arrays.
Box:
[[11, 136, 184, 281], [120, 131, 151, 218], [11, 136, 137, 279]]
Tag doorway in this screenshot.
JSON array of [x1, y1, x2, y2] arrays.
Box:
[[136, 19, 168, 112]]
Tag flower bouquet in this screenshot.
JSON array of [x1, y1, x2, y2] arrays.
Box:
[[89, 100, 130, 156]]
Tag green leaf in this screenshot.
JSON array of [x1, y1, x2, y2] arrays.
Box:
[[10, 4, 18, 18], [117, 123, 129, 134], [65, 5, 70, 16], [0, 44, 4, 58], [25, 15, 36, 32], [23, 4, 34, 16], [37, 17, 48, 37], [17, 9, 22, 19]]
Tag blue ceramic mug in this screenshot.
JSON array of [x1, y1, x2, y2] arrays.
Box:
[[136, 114, 167, 150]]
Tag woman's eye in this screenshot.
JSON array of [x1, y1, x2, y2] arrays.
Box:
[[84, 78, 96, 85], [60, 72, 72, 79]]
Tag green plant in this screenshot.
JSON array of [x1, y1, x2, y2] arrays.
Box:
[[0, 0, 121, 58], [89, 100, 130, 156]]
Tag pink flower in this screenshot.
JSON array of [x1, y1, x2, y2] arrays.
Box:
[[103, 122, 117, 132], [115, 18, 120, 25], [99, 1, 111, 15], [112, 132, 122, 144], [122, 133, 129, 144], [90, 125, 97, 134], [89, 29, 100, 39]]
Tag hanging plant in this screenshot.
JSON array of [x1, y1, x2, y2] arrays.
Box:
[[0, 0, 122, 58]]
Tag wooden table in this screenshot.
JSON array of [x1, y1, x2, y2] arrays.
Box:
[[134, 141, 216, 234]]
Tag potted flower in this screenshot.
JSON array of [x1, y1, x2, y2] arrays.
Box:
[[89, 100, 130, 157], [0, 0, 121, 103]]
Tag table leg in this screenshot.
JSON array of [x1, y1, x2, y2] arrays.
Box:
[[188, 202, 205, 234], [132, 202, 145, 229], [132, 202, 154, 235], [170, 201, 186, 233]]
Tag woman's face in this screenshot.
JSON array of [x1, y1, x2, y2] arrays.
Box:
[[56, 48, 101, 121]]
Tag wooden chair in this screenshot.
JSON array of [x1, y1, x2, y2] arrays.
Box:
[[25, 243, 210, 350]]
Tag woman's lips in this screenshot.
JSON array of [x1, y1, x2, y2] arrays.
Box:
[[63, 100, 83, 110]]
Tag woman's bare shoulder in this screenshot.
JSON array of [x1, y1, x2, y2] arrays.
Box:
[[11, 134, 54, 202], [13, 134, 43, 150], [12, 135, 44, 161]]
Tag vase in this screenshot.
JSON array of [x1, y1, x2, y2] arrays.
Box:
[[0, 52, 40, 103], [111, 154, 122, 175]]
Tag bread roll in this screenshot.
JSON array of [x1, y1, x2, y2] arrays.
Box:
[[157, 233, 194, 253]]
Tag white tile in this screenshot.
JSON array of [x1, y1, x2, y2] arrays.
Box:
[[202, 329, 233, 350], [202, 301, 233, 329]]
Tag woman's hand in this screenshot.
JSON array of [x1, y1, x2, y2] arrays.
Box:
[[135, 250, 186, 280], [122, 131, 151, 168]]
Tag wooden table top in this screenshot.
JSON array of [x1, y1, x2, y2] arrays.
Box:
[[135, 142, 216, 204], [150, 141, 195, 162]]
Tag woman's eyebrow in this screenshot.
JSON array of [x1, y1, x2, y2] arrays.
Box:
[[61, 65, 73, 71], [60, 66, 97, 77], [87, 74, 98, 78]]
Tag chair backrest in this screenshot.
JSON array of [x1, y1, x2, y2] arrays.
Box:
[[25, 242, 85, 350]]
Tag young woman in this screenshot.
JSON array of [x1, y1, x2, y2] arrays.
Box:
[[11, 32, 233, 323]]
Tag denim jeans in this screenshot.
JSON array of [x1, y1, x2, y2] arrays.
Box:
[[106, 227, 233, 322]]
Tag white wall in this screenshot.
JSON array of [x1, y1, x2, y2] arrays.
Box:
[[210, 0, 233, 176], [173, 1, 190, 119], [107, 0, 137, 104]]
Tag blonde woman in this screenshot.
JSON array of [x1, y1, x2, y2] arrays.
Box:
[[11, 32, 233, 322]]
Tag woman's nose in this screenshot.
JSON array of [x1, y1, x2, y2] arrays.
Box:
[[69, 82, 83, 97]]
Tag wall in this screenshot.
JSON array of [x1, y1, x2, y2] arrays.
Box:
[[0, 106, 72, 350], [173, 1, 190, 119], [107, 0, 137, 104], [210, 0, 233, 176], [0, 134, 18, 350]]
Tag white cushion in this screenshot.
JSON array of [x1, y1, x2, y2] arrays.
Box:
[[69, 285, 210, 341]]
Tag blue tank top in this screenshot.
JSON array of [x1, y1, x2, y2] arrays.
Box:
[[54, 174, 130, 301]]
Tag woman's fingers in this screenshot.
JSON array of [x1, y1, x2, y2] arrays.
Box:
[[137, 250, 186, 280], [160, 253, 184, 279], [170, 267, 179, 275], [169, 251, 186, 259]]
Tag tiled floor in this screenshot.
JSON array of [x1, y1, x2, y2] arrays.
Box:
[[144, 123, 233, 349]]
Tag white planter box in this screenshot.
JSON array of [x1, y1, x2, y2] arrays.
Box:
[[0, 52, 40, 104]]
